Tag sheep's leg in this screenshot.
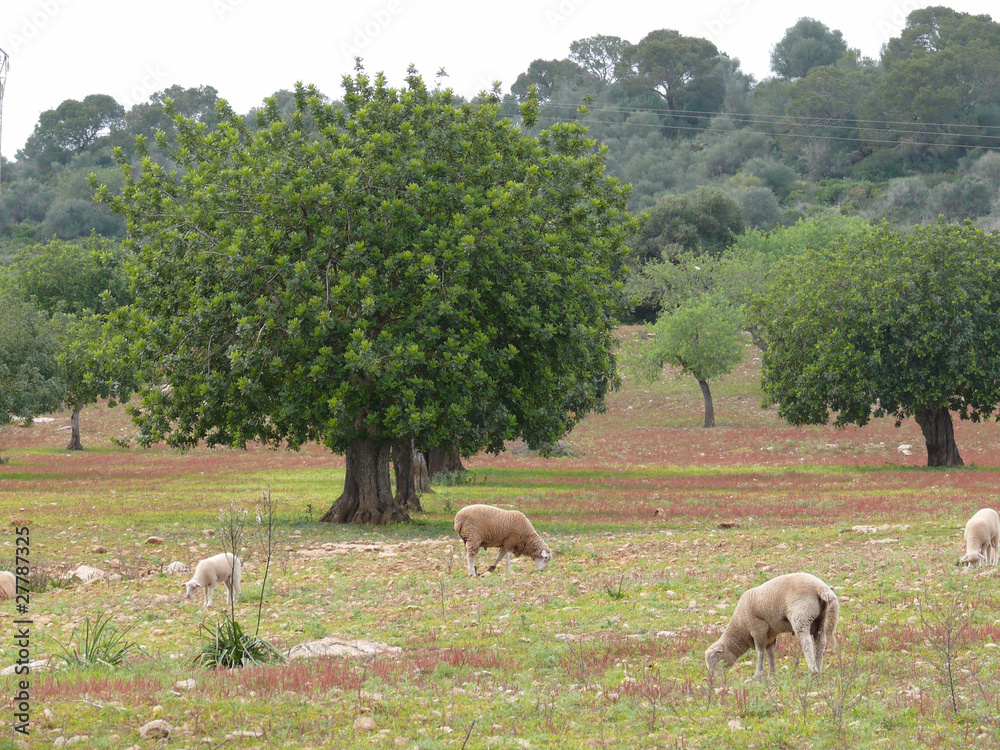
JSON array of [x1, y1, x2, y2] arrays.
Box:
[[814, 630, 828, 673], [487, 548, 507, 573], [753, 646, 766, 678], [765, 641, 777, 676], [225, 579, 233, 604], [794, 627, 820, 673], [465, 548, 479, 577], [204, 583, 214, 607]]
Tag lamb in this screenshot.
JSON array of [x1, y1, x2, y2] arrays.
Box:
[[183, 552, 242, 606], [705, 572, 839, 679], [453, 504, 552, 577], [0, 571, 16, 600], [959, 508, 1000, 566]]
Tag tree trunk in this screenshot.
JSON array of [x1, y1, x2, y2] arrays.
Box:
[[320, 440, 411, 524], [413, 447, 432, 493], [391, 439, 423, 512], [914, 405, 964, 467], [66, 409, 83, 451], [426, 447, 465, 479], [698, 379, 716, 428]]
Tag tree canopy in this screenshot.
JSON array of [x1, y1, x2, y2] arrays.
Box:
[[750, 221, 1000, 467], [107, 68, 637, 524], [770, 18, 848, 79]]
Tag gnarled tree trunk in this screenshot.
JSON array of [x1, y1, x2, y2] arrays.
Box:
[[914, 405, 963, 467], [320, 440, 411, 524], [391, 439, 423, 512], [66, 409, 83, 451], [426, 447, 465, 479], [698, 379, 715, 428]]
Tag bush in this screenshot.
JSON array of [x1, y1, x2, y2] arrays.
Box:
[[39, 199, 124, 240], [193, 613, 284, 669], [927, 176, 995, 221], [736, 186, 784, 230]]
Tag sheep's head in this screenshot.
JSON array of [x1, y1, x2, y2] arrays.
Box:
[[183, 579, 202, 598], [704, 641, 730, 674], [534, 548, 553, 572], [959, 550, 985, 566]]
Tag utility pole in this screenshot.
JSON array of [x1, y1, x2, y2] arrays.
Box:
[[0, 47, 9, 232]]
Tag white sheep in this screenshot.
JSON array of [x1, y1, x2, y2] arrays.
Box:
[[959, 508, 1000, 566], [0, 571, 16, 600], [453, 504, 552, 577], [705, 572, 839, 678], [183, 552, 242, 606]]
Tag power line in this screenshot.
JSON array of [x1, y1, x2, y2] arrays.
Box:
[[529, 101, 1000, 151]]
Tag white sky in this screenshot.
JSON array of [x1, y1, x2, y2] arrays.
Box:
[[2, 0, 998, 156]]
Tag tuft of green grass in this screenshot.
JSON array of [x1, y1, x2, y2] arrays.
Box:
[[192, 612, 284, 669], [49, 613, 138, 669]]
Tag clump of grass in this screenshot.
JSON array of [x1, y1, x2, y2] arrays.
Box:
[[604, 572, 631, 600], [192, 613, 284, 669], [28, 568, 70, 593], [49, 613, 138, 669]]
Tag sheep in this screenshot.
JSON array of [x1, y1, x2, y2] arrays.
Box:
[[705, 572, 839, 679], [959, 508, 1000, 567], [183, 552, 242, 606], [0, 571, 16, 600], [453, 504, 552, 577]]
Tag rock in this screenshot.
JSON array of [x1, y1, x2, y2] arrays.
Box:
[[354, 717, 376, 732], [228, 730, 263, 739], [174, 679, 197, 691], [728, 718, 743, 731], [145, 536, 164, 545], [92, 545, 108, 554], [1, 658, 49, 676], [138, 719, 173, 740], [164, 561, 188, 574], [202, 529, 215, 536], [286, 636, 403, 660], [153, 595, 170, 606], [63, 565, 104, 582]]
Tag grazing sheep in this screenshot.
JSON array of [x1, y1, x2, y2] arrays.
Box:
[[183, 552, 242, 606], [454, 504, 552, 577], [959, 508, 1000, 567], [705, 572, 839, 678], [0, 571, 16, 600]]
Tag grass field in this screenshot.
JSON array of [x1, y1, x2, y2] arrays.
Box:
[[1, 332, 999, 749]]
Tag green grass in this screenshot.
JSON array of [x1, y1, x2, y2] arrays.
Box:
[[1, 345, 1000, 747]]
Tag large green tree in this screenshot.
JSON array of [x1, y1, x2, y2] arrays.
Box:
[[18, 95, 125, 168], [750, 221, 1000, 467], [770, 18, 848, 79], [620, 30, 727, 113], [107, 69, 637, 524]]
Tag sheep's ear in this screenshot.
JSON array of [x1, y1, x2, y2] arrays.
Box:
[[542, 549, 552, 560]]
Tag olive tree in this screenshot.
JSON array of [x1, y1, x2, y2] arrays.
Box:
[[106, 69, 637, 524], [750, 221, 1000, 467]]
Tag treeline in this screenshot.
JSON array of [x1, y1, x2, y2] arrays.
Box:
[[4, 6, 1000, 249]]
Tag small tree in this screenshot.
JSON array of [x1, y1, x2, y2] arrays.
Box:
[[647, 296, 744, 427], [751, 221, 1000, 467]]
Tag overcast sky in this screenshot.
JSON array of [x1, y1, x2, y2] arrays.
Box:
[[2, 0, 998, 156]]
